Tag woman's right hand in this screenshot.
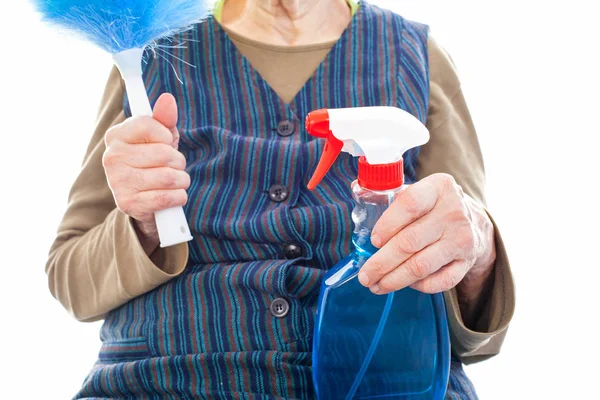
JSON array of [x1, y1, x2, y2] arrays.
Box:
[[102, 93, 190, 252]]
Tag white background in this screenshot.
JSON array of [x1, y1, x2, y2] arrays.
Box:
[[0, 0, 598, 398]]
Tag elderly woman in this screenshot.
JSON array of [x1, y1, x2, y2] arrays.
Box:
[[46, 0, 514, 398]]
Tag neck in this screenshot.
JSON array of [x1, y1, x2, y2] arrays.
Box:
[[220, 0, 352, 46]]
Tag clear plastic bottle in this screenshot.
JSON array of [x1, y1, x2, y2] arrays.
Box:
[[306, 107, 450, 400]]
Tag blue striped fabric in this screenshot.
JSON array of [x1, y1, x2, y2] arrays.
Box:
[[75, 2, 478, 399]]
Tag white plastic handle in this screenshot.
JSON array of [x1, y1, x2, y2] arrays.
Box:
[[154, 207, 193, 248], [114, 48, 193, 247]]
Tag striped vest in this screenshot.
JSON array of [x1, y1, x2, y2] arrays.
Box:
[[75, 3, 479, 399]]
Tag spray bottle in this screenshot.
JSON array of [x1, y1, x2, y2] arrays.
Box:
[[307, 107, 450, 400]]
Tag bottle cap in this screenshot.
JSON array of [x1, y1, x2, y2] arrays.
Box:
[[357, 157, 404, 191]]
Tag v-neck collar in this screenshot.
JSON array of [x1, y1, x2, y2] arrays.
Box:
[[213, 0, 360, 23], [209, 4, 364, 107]]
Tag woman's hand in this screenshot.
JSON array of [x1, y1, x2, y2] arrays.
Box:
[[102, 93, 190, 254], [358, 173, 496, 316]]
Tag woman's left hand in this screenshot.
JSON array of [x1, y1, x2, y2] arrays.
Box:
[[358, 173, 496, 298]]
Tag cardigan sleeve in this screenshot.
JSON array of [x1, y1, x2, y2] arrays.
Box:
[[418, 36, 516, 364], [45, 67, 189, 322]]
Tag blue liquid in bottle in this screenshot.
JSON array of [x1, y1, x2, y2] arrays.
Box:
[[312, 183, 450, 400]]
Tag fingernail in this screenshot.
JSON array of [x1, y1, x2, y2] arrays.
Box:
[[358, 271, 370, 286], [370, 284, 380, 294], [371, 234, 382, 248]]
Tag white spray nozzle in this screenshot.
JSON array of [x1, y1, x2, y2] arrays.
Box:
[[306, 107, 430, 190], [327, 107, 429, 165]]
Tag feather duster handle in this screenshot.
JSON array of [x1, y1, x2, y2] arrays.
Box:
[[32, 0, 209, 247], [113, 49, 153, 116], [113, 48, 193, 247]]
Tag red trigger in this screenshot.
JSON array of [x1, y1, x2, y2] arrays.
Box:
[[306, 109, 344, 190]]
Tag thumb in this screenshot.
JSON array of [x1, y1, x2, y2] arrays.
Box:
[[152, 93, 180, 149]]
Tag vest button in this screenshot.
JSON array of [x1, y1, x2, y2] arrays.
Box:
[[270, 298, 290, 318], [268, 184, 289, 202], [284, 243, 303, 259], [276, 120, 295, 137]]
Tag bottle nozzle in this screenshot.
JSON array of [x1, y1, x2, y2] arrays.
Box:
[[305, 109, 330, 137]]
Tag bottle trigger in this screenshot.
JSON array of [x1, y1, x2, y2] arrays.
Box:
[[306, 109, 344, 190]]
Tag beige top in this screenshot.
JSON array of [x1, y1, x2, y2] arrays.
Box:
[[45, 27, 515, 365]]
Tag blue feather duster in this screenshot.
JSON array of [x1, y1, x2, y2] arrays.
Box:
[[32, 0, 209, 53], [31, 0, 209, 247]]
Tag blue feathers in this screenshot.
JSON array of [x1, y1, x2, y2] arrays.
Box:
[[32, 0, 209, 54]]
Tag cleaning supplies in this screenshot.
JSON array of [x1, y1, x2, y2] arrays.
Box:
[[307, 107, 451, 400], [31, 0, 209, 247]]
